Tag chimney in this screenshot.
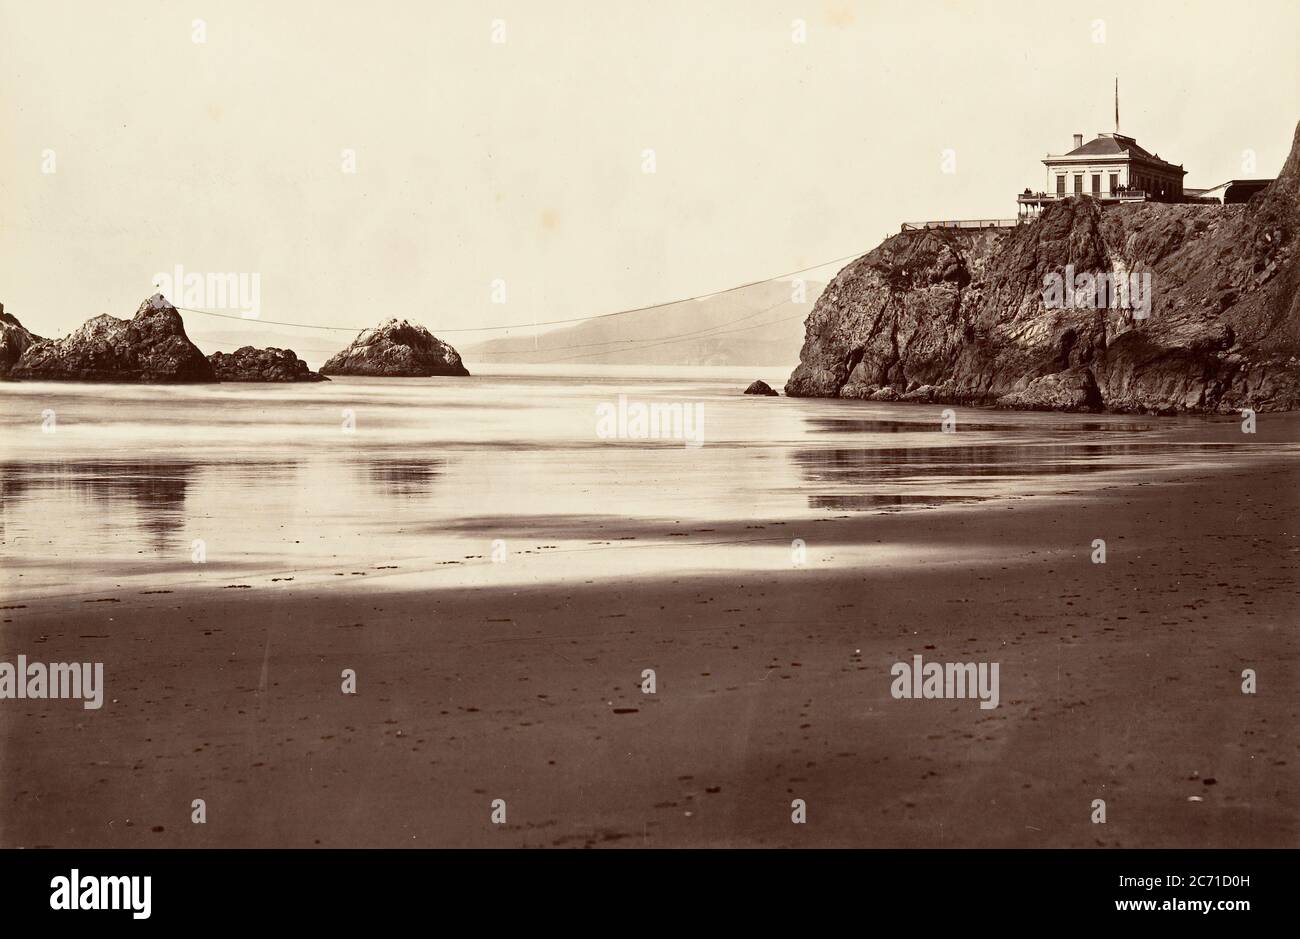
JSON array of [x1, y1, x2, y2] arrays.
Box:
[[1073, 133, 1084, 149]]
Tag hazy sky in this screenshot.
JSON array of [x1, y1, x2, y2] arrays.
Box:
[[1, 0, 1296, 341]]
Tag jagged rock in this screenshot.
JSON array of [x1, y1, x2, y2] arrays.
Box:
[[900, 383, 939, 402], [744, 379, 779, 396], [839, 382, 878, 400], [996, 366, 1103, 411], [0, 303, 44, 378], [786, 120, 1300, 413], [320, 319, 469, 377], [208, 346, 327, 382], [10, 294, 214, 383]]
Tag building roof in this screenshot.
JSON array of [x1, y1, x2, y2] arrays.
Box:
[[1195, 179, 1274, 197], [1065, 134, 1132, 156], [1051, 133, 1183, 172]]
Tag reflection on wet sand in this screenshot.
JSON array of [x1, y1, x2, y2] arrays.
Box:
[[809, 493, 987, 510], [0, 461, 195, 547], [357, 458, 445, 498], [790, 439, 1257, 510], [804, 417, 1159, 435], [0, 460, 304, 559]]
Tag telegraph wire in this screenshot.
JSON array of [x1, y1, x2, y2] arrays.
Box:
[[480, 296, 795, 357], [172, 248, 858, 335], [536, 307, 808, 364]]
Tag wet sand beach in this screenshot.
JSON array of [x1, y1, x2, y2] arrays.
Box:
[[1, 436, 1295, 848]]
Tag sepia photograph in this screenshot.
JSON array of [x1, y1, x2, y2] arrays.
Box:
[[0, 0, 1295, 923]]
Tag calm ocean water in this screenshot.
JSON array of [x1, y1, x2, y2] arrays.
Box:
[[0, 365, 1283, 602]]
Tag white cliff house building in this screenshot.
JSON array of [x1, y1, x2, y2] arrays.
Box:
[[1018, 131, 1187, 215], [903, 87, 1275, 232]]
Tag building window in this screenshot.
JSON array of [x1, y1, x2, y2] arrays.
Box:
[[1109, 173, 1118, 194], [1074, 175, 1083, 194], [1092, 174, 1101, 195], [1056, 175, 1066, 195]]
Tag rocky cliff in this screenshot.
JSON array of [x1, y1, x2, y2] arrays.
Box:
[[786, 121, 1300, 413], [0, 302, 44, 378], [320, 319, 469, 377], [208, 346, 327, 382], [10, 295, 215, 383]]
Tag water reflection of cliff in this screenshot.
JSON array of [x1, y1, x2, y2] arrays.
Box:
[[804, 417, 1157, 435], [789, 438, 1254, 511], [793, 444, 1153, 482]]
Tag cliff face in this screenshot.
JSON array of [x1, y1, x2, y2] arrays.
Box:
[[0, 303, 44, 378], [320, 319, 469, 377], [786, 121, 1300, 413], [208, 346, 326, 382], [10, 295, 215, 383]]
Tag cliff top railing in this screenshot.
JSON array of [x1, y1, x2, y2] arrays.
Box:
[[900, 219, 1020, 232]]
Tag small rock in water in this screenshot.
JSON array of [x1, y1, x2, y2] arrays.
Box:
[[744, 379, 778, 396]]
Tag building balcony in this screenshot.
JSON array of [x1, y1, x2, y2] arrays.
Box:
[[1017, 190, 1150, 206]]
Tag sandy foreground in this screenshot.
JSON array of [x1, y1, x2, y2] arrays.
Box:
[[1, 456, 1296, 849]]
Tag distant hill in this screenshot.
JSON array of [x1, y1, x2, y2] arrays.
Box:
[[462, 279, 823, 368], [176, 277, 824, 371]]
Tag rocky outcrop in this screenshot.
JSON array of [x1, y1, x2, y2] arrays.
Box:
[[320, 319, 469, 377], [0, 303, 44, 378], [995, 365, 1103, 412], [786, 121, 1300, 413], [10, 294, 214, 383], [207, 346, 327, 382], [744, 379, 779, 396]]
